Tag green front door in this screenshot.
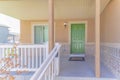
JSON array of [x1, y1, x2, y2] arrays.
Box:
[[71, 24, 85, 54], [34, 25, 48, 44]]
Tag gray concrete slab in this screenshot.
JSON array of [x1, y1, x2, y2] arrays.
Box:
[[55, 77, 117, 80], [59, 53, 115, 78]]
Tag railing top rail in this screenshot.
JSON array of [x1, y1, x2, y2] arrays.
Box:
[[0, 44, 47, 48], [30, 43, 61, 80], [0, 45, 13, 48], [18, 45, 46, 48]]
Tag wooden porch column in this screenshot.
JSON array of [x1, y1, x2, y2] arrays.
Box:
[[95, 0, 100, 78], [48, 0, 54, 52]]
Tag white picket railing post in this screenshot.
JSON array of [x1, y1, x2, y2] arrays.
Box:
[[16, 47, 19, 69], [56, 50, 60, 76], [44, 42, 49, 60], [47, 66, 50, 80], [39, 47, 42, 67], [28, 48, 30, 69]]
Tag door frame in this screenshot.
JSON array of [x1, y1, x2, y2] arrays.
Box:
[[69, 21, 88, 53]]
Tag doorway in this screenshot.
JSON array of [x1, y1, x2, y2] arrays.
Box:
[[70, 23, 85, 55]]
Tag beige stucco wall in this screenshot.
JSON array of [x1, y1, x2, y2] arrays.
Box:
[[20, 19, 95, 44], [101, 0, 120, 43], [20, 20, 48, 44], [20, 20, 31, 43]]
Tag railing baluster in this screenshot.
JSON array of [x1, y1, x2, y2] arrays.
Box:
[[32, 47, 34, 69], [13, 49, 16, 68], [46, 44, 48, 58], [51, 61, 54, 80], [40, 47, 42, 67], [17, 47, 19, 68], [28, 48, 31, 69], [24, 47, 27, 68], [53, 59, 55, 76], [48, 66, 51, 80], [57, 52, 60, 75], [21, 48, 23, 68], [0, 48, 1, 58], [36, 48, 38, 68], [45, 73, 47, 80], [43, 47, 45, 61], [2, 48, 4, 58], [18, 48, 21, 68]]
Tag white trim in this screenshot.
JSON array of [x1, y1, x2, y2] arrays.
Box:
[[86, 42, 95, 45], [57, 42, 95, 45], [68, 21, 88, 53], [70, 54, 85, 57], [101, 42, 120, 48], [32, 24, 48, 44]]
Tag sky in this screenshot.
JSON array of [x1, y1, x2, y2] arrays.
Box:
[[0, 13, 20, 34]]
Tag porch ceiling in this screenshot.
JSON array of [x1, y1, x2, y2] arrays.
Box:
[[0, 0, 111, 20]]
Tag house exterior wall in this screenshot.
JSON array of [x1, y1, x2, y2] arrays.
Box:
[[20, 20, 48, 44], [101, 0, 120, 78], [101, 0, 120, 43], [20, 18, 95, 44]]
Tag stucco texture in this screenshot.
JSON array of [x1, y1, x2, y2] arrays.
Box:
[[101, 0, 120, 43], [20, 19, 95, 44]]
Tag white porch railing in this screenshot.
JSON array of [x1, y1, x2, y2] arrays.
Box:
[[0, 44, 48, 71], [30, 43, 61, 80]]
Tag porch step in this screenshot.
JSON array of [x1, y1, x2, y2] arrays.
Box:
[[55, 76, 117, 80]]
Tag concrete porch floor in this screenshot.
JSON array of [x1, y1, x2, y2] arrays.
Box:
[[59, 53, 116, 78]]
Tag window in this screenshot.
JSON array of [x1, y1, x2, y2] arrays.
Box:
[[34, 25, 48, 44]]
